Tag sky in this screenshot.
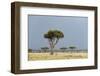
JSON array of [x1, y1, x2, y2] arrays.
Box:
[[28, 15, 88, 50]]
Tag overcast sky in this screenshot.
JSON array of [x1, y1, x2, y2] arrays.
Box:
[[28, 15, 88, 50]]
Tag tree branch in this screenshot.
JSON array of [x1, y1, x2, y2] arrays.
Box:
[[54, 38, 59, 47]]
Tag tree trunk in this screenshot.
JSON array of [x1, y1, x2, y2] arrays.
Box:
[[50, 51, 54, 55], [50, 45, 54, 55]]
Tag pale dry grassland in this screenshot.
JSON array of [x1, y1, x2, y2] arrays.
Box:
[[28, 52, 87, 61]]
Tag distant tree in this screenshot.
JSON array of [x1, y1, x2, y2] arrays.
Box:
[[41, 47, 49, 52], [44, 30, 64, 55], [69, 46, 76, 53], [60, 47, 67, 52], [28, 49, 33, 53]]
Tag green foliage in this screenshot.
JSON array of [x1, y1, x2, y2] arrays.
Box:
[[69, 46, 76, 49], [44, 29, 64, 55], [60, 47, 67, 50], [44, 30, 64, 39], [41, 47, 49, 52], [41, 47, 49, 50]]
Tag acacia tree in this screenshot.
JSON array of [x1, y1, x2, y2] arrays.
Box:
[[41, 47, 49, 52], [69, 46, 76, 53], [60, 47, 67, 52], [44, 30, 64, 55]]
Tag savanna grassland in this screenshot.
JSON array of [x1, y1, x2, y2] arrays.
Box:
[[28, 51, 88, 61]]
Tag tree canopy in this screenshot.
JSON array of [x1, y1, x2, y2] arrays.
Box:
[[44, 29, 64, 55], [69, 46, 76, 50], [44, 30, 64, 39], [60, 47, 67, 50]]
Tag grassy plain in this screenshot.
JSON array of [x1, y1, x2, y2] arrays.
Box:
[[28, 52, 87, 61]]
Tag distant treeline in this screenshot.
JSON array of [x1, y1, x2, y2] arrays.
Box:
[[28, 49, 87, 53]]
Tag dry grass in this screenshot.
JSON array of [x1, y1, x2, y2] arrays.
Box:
[[28, 52, 88, 61]]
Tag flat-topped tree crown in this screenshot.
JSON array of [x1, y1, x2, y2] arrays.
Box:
[[69, 46, 76, 50], [44, 30, 64, 39]]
